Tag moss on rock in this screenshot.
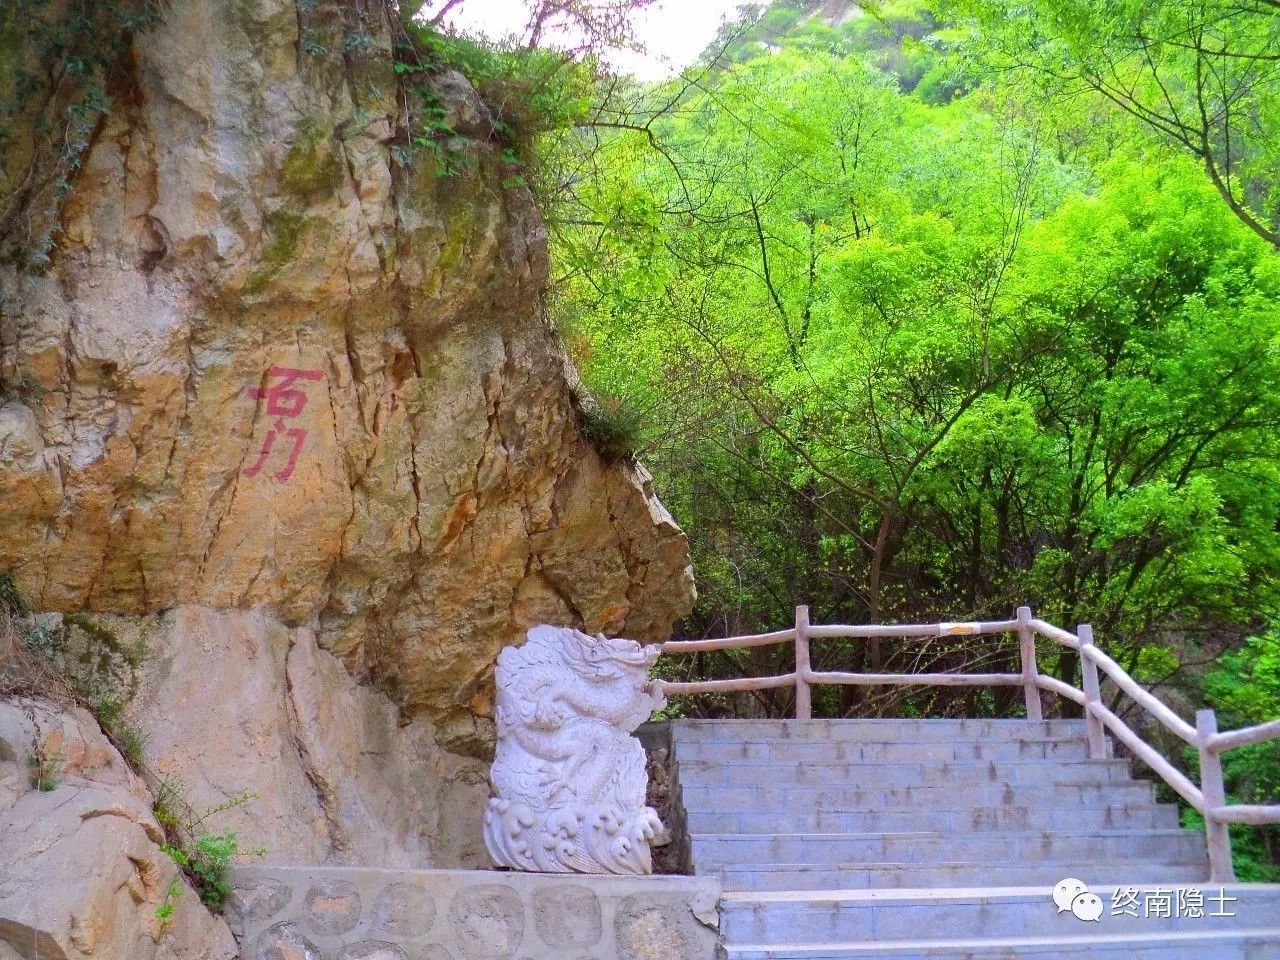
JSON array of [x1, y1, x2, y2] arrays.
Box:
[[280, 123, 344, 198]]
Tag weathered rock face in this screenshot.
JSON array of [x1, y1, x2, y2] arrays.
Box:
[[116, 605, 493, 867], [0, 698, 239, 959], [0, 0, 693, 867]]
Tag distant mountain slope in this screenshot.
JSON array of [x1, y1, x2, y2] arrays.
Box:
[[704, 0, 966, 100]]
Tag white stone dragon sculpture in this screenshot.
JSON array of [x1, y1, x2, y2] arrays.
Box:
[[483, 625, 669, 874]]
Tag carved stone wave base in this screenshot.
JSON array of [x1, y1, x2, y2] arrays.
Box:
[[484, 626, 670, 875], [485, 796, 667, 875], [226, 866, 720, 960]]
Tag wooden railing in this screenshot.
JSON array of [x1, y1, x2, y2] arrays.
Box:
[[658, 605, 1280, 883]]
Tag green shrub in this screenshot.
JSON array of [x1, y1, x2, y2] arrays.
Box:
[[92, 696, 149, 771]]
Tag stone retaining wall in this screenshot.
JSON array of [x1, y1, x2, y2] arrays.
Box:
[[226, 866, 720, 960]]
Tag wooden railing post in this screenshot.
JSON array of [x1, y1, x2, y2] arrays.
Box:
[[794, 604, 812, 720], [1078, 624, 1108, 760], [1198, 709, 1235, 883], [1016, 606, 1042, 722]]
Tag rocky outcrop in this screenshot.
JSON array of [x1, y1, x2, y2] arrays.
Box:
[[0, 698, 239, 959], [0, 0, 694, 871]]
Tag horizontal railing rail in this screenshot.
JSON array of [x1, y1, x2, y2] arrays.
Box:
[[657, 604, 1280, 883]]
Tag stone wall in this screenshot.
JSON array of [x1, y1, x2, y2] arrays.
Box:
[[226, 867, 720, 960]]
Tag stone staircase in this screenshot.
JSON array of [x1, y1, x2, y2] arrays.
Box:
[[669, 718, 1280, 959]]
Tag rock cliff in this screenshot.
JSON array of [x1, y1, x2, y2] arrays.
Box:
[[0, 0, 694, 899]]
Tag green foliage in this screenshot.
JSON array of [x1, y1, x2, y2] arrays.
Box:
[[1196, 632, 1280, 880], [93, 696, 149, 771], [557, 2, 1280, 718], [155, 876, 181, 933], [393, 18, 594, 183], [0, 572, 27, 616], [948, 0, 1280, 248]]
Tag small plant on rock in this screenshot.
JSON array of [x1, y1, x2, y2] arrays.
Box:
[[25, 739, 63, 791], [162, 831, 251, 909], [577, 392, 645, 462], [155, 876, 181, 933], [92, 696, 149, 771], [154, 787, 266, 923]]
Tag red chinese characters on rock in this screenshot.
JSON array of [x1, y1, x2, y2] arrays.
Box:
[[244, 366, 325, 482]]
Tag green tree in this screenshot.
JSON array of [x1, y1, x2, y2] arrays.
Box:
[[950, 0, 1280, 247], [556, 24, 1280, 728]]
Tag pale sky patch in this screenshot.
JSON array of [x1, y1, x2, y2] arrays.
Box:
[[438, 0, 751, 81]]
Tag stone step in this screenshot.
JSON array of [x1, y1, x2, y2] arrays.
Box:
[[687, 803, 1181, 835], [672, 718, 1090, 744], [719, 885, 1280, 944], [714, 861, 1210, 892], [692, 830, 1205, 868], [722, 928, 1280, 959], [673, 737, 1096, 764], [678, 780, 1157, 811], [675, 758, 1135, 789]]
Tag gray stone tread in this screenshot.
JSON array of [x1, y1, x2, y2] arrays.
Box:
[[721, 884, 1280, 905], [687, 804, 1180, 833], [674, 719, 1088, 727], [722, 928, 1280, 959], [718, 884, 1280, 942], [713, 861, 1211, 892], [678, 783, 1158, 806], [676, 758, 1128, 772], [695, 828, 1198, 841], [692, 828, 1205, 867], [676, 759, 1134, 788], [714, 859, 1209, 876]]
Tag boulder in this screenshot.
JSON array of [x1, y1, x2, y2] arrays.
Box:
[[0, 698, 238, 959]]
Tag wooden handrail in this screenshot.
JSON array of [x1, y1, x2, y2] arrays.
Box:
[[1079, 642, 1200, 745], [656, 604, 1280, 884], [660, 673, 798, 694], [1089, 700, 1205, 810], [1213, 804, 1280, 825], [1207, 718, 1280, 753], [809, 670, 1024, 687], [806, 619, 1019, 639], [1028, 619, 1080, 649], [660, 628, 795, 654], [1034, 673, 1086, 705]]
